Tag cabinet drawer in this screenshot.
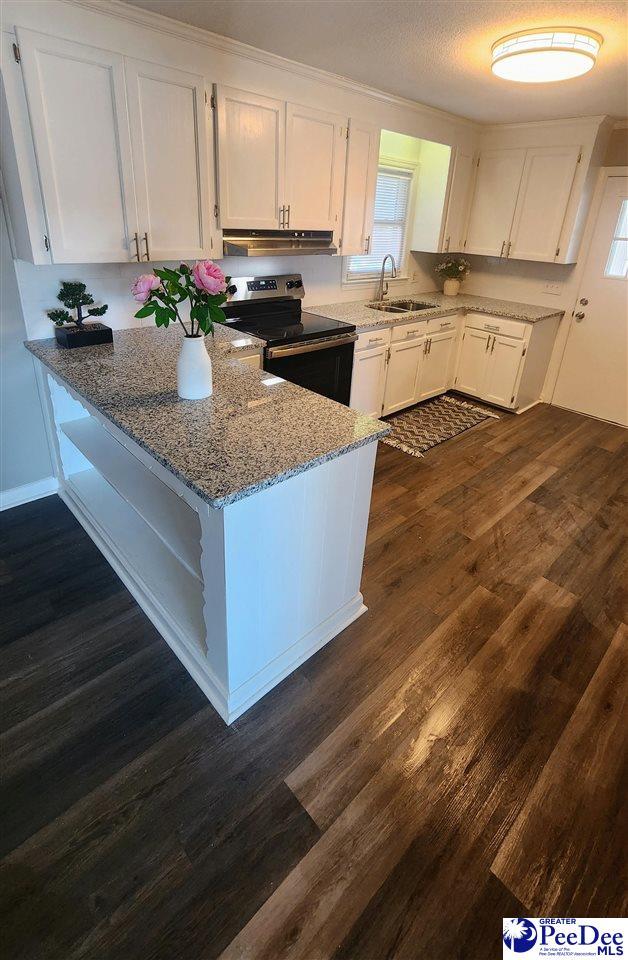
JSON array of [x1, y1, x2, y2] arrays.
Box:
[[426, 314, 459, 335], [391, 320, 427, 342], [355, 328, 391, 351], [465, 312, 527, 340]]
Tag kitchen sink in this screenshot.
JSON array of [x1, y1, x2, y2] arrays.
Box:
[[368, 303, 408, 313], [368, 300, 436, 313]]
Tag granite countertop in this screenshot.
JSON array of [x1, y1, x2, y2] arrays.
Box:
[[26, 324, 388, 509], [308, 291, 564, 330]]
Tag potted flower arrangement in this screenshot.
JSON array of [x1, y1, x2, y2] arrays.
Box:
[[435, 256, 470, 296], [132, 260, 229, 400]]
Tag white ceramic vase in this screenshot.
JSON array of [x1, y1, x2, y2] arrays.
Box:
[[177, 335, 213, 400], [443, 278, 461, 296]]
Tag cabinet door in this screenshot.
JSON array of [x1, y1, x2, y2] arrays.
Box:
[[455, 328, 491, 397], [483, 335, 524, 408], [215, 86, 284, 230], [340, 119, 379, 256], [382, 339, 424, 415], [417, 330, 458, 400], [350, 345, 388, 417], [16, 28, 137, 263], [125, 60, 210, 261], [508, 145, 580, 262], [464, 148, 525, 257], [441, 148, 475, 253], [285, 103, 346, 230]]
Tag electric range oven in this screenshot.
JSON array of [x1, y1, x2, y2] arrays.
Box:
[[222, 274, 357, 405]]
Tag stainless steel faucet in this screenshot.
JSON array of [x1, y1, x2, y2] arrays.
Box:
[[376, 254, 397, 302]]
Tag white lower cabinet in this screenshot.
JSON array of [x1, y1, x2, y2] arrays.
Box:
[[350, 334, 389, 418], [455, 315, 526, 409], [382, 338, 425, 415], [416, 329, 458, 400]]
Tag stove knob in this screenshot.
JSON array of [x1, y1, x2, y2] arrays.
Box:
[[286, 279, 295, 289], [293, 279, 302, 288], [226, 284, 238, 296]]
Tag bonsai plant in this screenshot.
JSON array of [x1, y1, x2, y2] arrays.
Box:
[[47, 281, 111, 348], [131, 260, 229, 400], [435, 256, 470, 296]]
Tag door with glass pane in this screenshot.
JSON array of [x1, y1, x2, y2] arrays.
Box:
[[345, 165, 413, 280], [553, 176, 628, 426]]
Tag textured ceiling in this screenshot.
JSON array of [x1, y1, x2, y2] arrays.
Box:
[[122, 0, 628, 123]]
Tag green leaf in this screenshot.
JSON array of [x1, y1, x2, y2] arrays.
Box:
[[134, 303, 156, 318], [155, 305, 172, 327], [209, 303, 226, 325]]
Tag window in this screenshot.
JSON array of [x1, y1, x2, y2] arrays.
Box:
[[604, 199, 628, 278], [346, 165, 413, 280]]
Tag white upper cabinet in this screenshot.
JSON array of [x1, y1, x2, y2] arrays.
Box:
[[16, 28, 137, 263], [214, 87, 346, 232], [215, 86, 284, 230], [339, 119, 379, 256], [441, 149, 475, 253], [508, 145, 580, 262], [464, 148, 525, 257], [285, 103, 346, 230], [125, 60, 210, 261]]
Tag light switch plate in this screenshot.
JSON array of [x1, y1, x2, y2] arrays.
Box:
[[543, 281, 563, 295]]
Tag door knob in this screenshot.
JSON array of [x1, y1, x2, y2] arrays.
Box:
[[579, 298, 589, 305], [575, 312, 585, 320]]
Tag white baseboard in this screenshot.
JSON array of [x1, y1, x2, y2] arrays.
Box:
[[0, 475, 58, 511]]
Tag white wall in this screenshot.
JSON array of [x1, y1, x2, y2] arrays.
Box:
[[0, 202, 54, 501]]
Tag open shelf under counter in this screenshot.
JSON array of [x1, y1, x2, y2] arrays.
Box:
[[61, 416, 202, 580], [66, 467, 207, 657]]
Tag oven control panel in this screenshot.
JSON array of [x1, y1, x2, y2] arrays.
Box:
[[226, 275, 305, 302]]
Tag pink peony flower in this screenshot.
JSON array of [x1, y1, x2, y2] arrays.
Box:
[[131, 273, 160, 303], [192, 260, 226, 296]]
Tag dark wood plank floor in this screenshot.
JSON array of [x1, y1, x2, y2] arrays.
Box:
[[1, 403, 626, 960]]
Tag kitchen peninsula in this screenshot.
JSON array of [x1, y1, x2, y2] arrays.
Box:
[[26, 326, 388, 723]]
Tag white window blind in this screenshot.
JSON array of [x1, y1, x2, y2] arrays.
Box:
[[346, 166, 413, 279]]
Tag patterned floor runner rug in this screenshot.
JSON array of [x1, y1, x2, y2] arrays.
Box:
[[381, 394, 499, 459]]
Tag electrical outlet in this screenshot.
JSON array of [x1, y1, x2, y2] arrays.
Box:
[[543, 281, 563, 295]]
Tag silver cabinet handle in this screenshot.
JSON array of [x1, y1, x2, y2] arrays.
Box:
[[484, 323, 500, 332], [142, 232, 151, 261], [506, 240, 512, 258], [500, 240, 505, 257], [491, 335, 496, 353], [445, 236, 450, 252], [279, 205, 285, 228], [485, 335, 491, 352], [423, 339, 428, 355], [364, 235, 371, 254], [287, 204, 291, 228], [368, 336, 383, 344], [132, 232, 140, 261], [428, 337, 432, 354]]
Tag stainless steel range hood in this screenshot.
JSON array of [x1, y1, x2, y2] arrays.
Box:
[[222, 229, 337, 258]]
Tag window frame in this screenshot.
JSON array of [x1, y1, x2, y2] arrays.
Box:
[[342, 155, 419, 287], [604, 198, 628, 279]]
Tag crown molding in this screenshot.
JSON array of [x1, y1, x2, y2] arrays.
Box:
[[612, 119, 628, 129], [484, 115, 608, 132], [64, 0, 479, 129]]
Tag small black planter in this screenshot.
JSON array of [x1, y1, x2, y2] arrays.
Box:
[[54, 322, 113, 349]]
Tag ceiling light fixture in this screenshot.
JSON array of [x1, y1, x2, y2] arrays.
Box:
[[491, 28, 603, 83]]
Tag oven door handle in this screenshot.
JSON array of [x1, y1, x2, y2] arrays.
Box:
[[266, 334, 357, 359]]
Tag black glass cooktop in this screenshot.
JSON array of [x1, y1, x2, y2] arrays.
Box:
[[222, 299, 355, 347]]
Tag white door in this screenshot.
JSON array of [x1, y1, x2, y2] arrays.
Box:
[[455, 328, 491, 397], [125, 60, 210, 261], [464, 148, 526, 257], [509, 145, 580, 262], [483, 335, 524, 408], [16, 28, 137, 262], [382, 339, 424, 415], [417, 330, 458, 400], [442, 148, 475, 253], [553, 175, 628, 426], [285, 103, 346, 230], [340, 119, 379, 256], [215, 86, 284, 230], [350, 345, 388, 417]]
